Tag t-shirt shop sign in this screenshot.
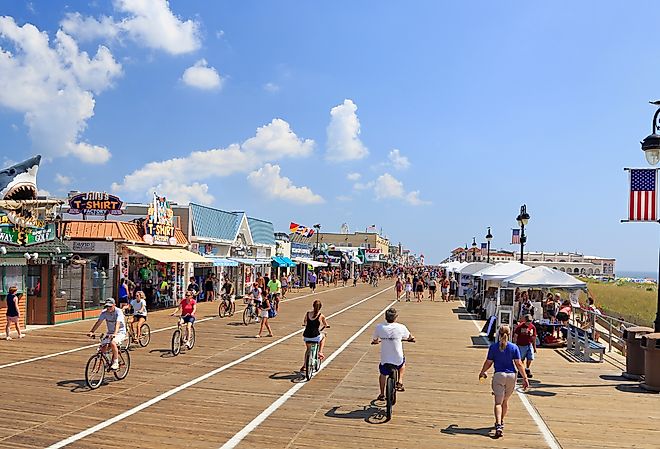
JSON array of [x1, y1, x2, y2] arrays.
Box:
[[68, 191, 123, 217], [143, 194, 177, 245]]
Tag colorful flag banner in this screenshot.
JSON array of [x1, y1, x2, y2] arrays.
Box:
[[289, 222, 315, 238], [628, 168, 658, 222], [511, 229, 520, 244], [480, 242, 487, 255]]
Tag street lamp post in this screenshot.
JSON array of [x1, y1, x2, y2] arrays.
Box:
[[471, 237, 477, 262], [486, 227, 493, 264], [516, 205, 530, 265], [640, 103, 660, 331], [463, 243, 468, 262]]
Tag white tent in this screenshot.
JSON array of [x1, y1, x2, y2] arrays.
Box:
[[501, 266, 587, 289], [448, 261, 470, 273], [457, 262, 493, 275], [478, 262, 531, 280]]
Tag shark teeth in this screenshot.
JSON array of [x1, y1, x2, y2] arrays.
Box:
[[5, 183, 37, 201]]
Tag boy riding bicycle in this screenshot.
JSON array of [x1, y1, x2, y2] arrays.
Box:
[[87, 298, 127, 370], [371, 308, 415, 401]]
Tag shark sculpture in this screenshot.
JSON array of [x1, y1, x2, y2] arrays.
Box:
[[0, 155, 42, 227]]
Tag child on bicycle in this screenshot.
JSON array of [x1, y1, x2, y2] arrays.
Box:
[[301, 299, 328, 372], [129, 290, 148, 343], [371, 308, 415, 401]]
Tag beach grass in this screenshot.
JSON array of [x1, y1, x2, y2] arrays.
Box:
[[581, 278, 656, 327]]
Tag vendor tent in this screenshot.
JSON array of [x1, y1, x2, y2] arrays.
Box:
[[457, 262, 493, 276], [447, 261, 470, 273], [500, 266, 587, 289], [478, 262, 531, 280]]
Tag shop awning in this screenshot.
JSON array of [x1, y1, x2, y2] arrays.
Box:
[[295, 259, 326, 268], [207, 257, 239, 267], [125, 245, 208, 263], [351, 256, 363, 264], [230, 258, 271, 266], [272, 256, 296, 267]]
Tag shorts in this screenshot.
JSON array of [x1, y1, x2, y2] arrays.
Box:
[[556, 312, 569, 322], [492, 372, 516, 403], [182, 315, 196, 324], [6, 315, 19, 324], [441, 288, 448, 294], [416, 286, 424, 293], [260, 310, 269, 319], [518, 344, 535, 361], [103, 333, 127, 346], [546, 309, 556, 318], [118, 296, 129, 305], [133, 314, 147, 321], [303, 333, 325, 343], [429, 286, 437, 292], [379, 357, 405, 376], [309, 282, 316, 289]]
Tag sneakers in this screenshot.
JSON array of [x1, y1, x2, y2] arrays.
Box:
[[110, 359, 119, 370], [186, 340, 193, 349], [494, 424, 503, 438], [526, 369, 533, 379], [255, 318, 260, 323], [5, 336, 11, 341]]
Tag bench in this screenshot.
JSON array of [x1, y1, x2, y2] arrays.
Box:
[[567, 324, 605, 362]]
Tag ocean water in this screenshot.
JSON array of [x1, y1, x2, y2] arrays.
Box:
[[617, 270, 657, 280]]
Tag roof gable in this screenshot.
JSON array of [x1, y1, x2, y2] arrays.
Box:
[[190, 203, 240, 242], [247, 216, 275, 246]]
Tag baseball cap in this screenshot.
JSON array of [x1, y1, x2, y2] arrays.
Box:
[[103, 298, 116, 308]]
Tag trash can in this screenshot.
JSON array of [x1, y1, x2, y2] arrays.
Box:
[[640, 332, 660, 393], [622, 326, 654, 380]]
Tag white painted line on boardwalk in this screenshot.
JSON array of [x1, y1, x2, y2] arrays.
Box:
[[0, 286, 347, 371], [459, 301, 562, 449], [220, 298, 398, 449], [45, 286, 392, 449]]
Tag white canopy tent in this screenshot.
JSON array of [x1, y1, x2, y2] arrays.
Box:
[[457, 262, 493, 275], [477, 262, 531, 280], [447, 261, 470, 273], [501, 266, 587, 289]]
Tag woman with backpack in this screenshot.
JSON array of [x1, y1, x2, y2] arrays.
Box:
[[255, 294, 274, 338]]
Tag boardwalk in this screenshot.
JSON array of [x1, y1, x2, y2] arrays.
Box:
[[0, 283, 657, 448]]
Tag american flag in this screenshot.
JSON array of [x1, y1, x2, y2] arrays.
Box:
[[629, 169, 658, 222], [480, 242, 487, 255], [511, 229, 520, 244]]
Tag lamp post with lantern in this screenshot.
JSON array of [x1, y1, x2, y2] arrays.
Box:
[[485, 227, 493, 264], [516, 205, 530, 265], [471, 237, 477, 262]]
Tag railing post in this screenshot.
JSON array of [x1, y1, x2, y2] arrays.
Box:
[[608, 320, 613, 353]]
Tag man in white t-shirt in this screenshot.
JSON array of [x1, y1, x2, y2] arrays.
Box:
[[371, 308, 415, 401], [88, 298, 127, 370]]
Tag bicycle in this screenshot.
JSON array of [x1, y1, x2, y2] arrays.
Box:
[[243, 300, 259, 325], [218, 294, 236, 318], [85, 333, 130, 390], [304, 326, 329, 381], [373, 337, 414, 420], [171, 315, 196, 356], [120, 311, 151, 349]]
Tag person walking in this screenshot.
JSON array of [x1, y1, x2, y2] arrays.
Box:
[[479, 325, 529, 438], [255, 294, 274, 338], [308, 271, 318, 293], [513, 314, 537, 379], [4, 287, 23, 340], [395, 277, 404, 301]]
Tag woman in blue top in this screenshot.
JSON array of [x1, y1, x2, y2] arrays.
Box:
[[479, 325, 529, 438]]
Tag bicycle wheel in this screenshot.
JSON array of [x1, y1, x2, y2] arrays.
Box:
[[138, 323, 151, 347], [114, 349, 131, 380], [385, 375, 395, 420], [305, 346, 316, 381], [172, 329, 181, 356], [243, 306, 253, 325], [187, 326, 196, 350], [85, 354, 105, 390], [219, 302, 228, 317], [120, 333, 130, 351]]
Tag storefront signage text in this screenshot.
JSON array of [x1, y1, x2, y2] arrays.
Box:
[[68, 192, 123, 216], [72, 241, 96, 252], [143, 194, 177, 245], [364, 248, 382, 262], [0, 222, 55, 246], [291, 242, 311, 258]]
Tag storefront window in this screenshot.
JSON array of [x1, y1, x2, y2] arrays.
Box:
[[1, 266, 25, 294], [26, 265, 42, 296], [56, 265, 82, 312]]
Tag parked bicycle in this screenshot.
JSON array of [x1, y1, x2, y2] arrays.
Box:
[[304, 326, 329, 381], [171, 315, 196, 356], [218, 293, 236, 317], [243, 299, 258, 325], [120, 310, 151, 350], [85, 333, 130, 389]]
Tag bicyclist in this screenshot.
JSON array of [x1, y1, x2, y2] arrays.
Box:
[[172, 290, 196, 348], [129, 290, 148, 343], [87, 298, 127, 370], [371, 307, 415, 401], [300, 299, 328, 372], [221, 278, 235, 310], [250, 282, 262, 323]]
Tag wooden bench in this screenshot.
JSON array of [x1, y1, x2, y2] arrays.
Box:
[[567, 325, 605, 362]]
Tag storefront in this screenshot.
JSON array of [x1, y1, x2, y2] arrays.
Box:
[[291, 242, 312, 287]]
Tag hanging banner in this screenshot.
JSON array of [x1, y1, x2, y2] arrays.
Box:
[[143, 194, 176, 245], [0, 212, 55, 246], [68, 191, 123, 217], [289, 222, 315, 238]]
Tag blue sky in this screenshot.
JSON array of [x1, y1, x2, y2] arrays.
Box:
[[1, 1, 659, 271]]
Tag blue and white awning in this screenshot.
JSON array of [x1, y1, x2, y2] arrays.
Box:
[[206, 257, 239, 267]]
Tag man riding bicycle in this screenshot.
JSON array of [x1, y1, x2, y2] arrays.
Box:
[[221, 278, 235, 310], [87, 298, 127, 370], [371, 307, 415, 401]]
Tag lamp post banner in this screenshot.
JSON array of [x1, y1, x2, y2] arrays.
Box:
[[625, 168, 659, 222]]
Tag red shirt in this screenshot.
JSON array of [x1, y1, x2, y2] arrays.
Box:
[[181, 299, 196, 316], [514, 322, 536, 346]]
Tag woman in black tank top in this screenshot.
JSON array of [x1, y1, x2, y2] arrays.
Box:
[[301, 299, 328, 372]]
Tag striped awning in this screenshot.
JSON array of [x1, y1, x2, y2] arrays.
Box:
[[125, 245, 208, 263], [207, 257, 239, 267]]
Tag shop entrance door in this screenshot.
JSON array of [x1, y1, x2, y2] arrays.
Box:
[[27, 265, 51, 325]]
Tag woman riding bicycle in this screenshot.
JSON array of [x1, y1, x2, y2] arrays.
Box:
[[172, 291, 196, 348], [129, 290, 148, 343], [300, 299, 328, 372]]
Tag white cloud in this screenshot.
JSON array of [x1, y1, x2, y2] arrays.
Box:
[[373, 173, 430, 206], [263, 82, 280, 93], [215, 30, 225, 39], [112, 119, 315, 201], [154, 180, 214, 205], [38, 188, 51, 197], [247, 164, 324, 204], [0, 17, 122, 164], [61, 0, 201, 55], [353, 181, 374, 191], [55, 173, 71, 186], [182, 59, 222, 90], [346, 172, 361, 181], [326, 99, 368, 162], [388, 149, 410, 170]]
